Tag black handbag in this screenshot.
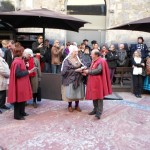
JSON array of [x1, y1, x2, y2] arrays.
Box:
[[37, 86, 41, 101]]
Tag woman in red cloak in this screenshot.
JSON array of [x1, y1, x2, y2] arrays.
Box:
[[83, 49, 112, 119], [7, 46, 36, 120]]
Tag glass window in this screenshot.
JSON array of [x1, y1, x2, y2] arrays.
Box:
[[67, 5, 106, 16]]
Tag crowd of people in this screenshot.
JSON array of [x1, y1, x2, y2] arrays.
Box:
[[0, 35, 150, 120]]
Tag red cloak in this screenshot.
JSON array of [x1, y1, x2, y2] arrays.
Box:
[[7, 58, 32, 103], [86, 57, 112, 100]]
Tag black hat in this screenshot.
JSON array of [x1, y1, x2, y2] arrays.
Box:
[[83, 39, 88, 42]]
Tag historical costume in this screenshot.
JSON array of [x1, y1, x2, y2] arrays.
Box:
[[24, 48, 41, 108], [7, 46, 34, 120], [61, 45, 85, 112], [84, 50, 112, 119]]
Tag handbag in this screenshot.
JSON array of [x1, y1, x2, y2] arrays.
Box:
[[37, 86, 41, 101]]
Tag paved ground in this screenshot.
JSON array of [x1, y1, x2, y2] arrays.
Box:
[[0, 92, 150, 150]]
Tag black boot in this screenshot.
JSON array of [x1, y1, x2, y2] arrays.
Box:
[[89, 100, 97, 115], [95, 100, 103, 120]]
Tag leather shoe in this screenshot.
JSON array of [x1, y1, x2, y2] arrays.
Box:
[[138, 95, 142, 98], [95, 114, 101, 119], [21, 113, 29, 116], [14, 117, 25, 120], [75, 106, 81, 112], [33, 102, 37, 108], [68, 107, 73, 112], [1, 105, 10, 110], [0, 110, 2, 114], [88, 110, 96, 115]]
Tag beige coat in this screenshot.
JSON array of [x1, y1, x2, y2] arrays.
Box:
[[30, 57, 41, 93], [51, 46, 62, 65], [0, 57, 10, 91]]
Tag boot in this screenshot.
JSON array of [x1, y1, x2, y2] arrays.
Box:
[[89, 100, 97, 115], [68, 107, 73, 112], [75, 106, 82, 112], [95, 100, 103, 120], [33, 102, 37, 108], [88, 110, 96, 115]]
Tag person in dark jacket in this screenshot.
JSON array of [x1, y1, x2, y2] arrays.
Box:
[[44, 39, 52, 73], [132, 50, 145, 98], [80, 47, 91, 68], [32, 35, 45, 72], [131, 37, 148, 60], [4, 40, 15, 68], [106, 44, 119, 83]]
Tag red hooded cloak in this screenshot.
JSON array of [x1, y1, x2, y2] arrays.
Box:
[[7, 58, 32, 103], [86, 57, 112, 100]]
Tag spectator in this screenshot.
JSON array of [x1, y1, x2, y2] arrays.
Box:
[[32, 35, 45, 72], [78, 43, 85, 58], [132, 50, 145, 98], [117, 44, 128, 67], [23, 48, 41, 108], [61, 45, 85, 112], [62, 42, 70, 60], [81, 47, 91, 68], [15, 42, 22, 48], [4, 40, 15, 68], [7, 46, 36, 120], [92, 43, 100, 50], [1, 40, 9, 58], [51, 40, 64, 74], [100, 45, 108, 59], [83, 49, 112, 119], [0, 49, 10, 113], [83, 39, 91, 51], [131, 37, 148, 60], [44, 39, 52, 73], [72, 42, 77, 47], [106, 44, 119, 83]]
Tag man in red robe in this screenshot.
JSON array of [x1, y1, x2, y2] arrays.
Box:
[[83, 49, 112, 119], [7, 46, 36, 120]]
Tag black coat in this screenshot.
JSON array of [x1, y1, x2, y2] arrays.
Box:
[[44, 46, 52, 63], [4, 49, 13, 68], [106, 51, 119, 68]]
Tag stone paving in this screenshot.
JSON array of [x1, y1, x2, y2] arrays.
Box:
[[0, 92, 150, 150]]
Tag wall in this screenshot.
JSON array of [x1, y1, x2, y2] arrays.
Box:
[[106, 0, 150, 47]]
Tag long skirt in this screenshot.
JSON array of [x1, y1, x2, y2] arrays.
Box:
[[143, 76, 150, 91], [62, 82, 85, 102]]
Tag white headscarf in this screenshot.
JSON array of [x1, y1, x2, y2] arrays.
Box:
[[23, 48, 34, 57], [61, 45, 84, 71]]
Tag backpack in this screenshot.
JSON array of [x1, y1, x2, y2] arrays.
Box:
[[146, 58, 150, 75]]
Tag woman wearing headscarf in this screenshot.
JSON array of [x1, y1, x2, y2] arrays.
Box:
[[61, 45, 85, 112], [23, 49, 41, 108]]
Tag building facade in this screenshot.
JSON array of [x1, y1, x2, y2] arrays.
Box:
[[0, 0, 150, 46]]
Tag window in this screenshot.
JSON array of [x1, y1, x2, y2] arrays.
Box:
[[67, 5, 106, 16]]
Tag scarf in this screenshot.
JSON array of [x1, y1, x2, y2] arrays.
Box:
[[28, 57, 36, 77]]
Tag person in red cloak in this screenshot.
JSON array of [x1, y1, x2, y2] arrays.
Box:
[[83, 49, 112, 119], [7, 46, 37, 120]]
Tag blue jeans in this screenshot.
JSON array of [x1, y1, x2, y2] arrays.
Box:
[[45, 63, 52, 73], [51, 64, 61, 74]]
